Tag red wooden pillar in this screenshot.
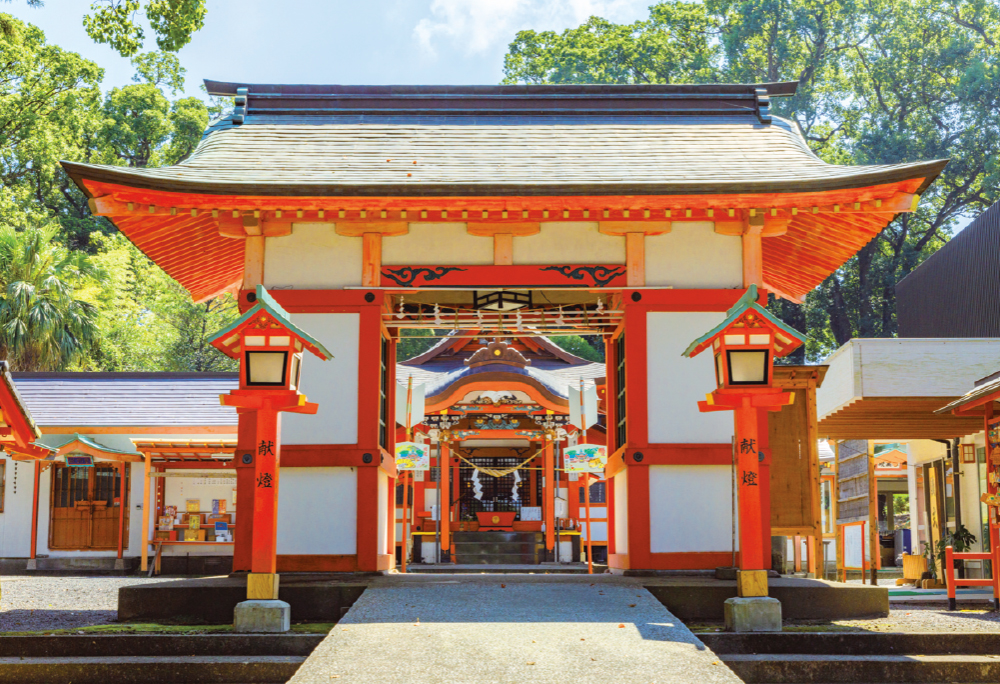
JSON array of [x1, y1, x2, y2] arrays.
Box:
[[233, 411, 257, 572], [251, 408, 281, 574], [735, 400, 765, 570], [440, 443, 451, 556], [758, 408, 773, 569], [543, 440, 555, 553], [356, 464, 380, 571], [386, 474, 396, 568], [29, 460, 41, 561], [117, 461, 127, 560]]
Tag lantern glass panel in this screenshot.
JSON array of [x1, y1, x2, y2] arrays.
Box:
[[715, 352, 725, 388], [246, 351, 288, 386], [726, 349, 769, 385], [289, 353, 302, 390]]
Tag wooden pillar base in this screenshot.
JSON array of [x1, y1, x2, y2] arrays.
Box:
[[737, 569, 768, 597], [247, 572, 280, 600]]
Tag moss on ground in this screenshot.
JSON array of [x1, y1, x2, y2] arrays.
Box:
[[0, 622, 336, 636]]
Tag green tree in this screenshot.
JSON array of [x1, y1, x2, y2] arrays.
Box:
[[4, 0, 207, 56], [0, 224, 100, 370], [549, 335, 604, 362], [503, 0, 1000, 360]]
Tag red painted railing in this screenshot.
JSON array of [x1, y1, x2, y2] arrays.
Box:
[[944, 545, 1000, 611]]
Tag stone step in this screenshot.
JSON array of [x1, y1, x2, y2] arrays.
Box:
[[0, 634, 323, 658], [701, 631, 1000, 656], [452, 531, 542, 543], [0, 655, 305, 684], [453, 553, 541, 564], [451, 540, 542, 555], [721, 653, 1000, 684]]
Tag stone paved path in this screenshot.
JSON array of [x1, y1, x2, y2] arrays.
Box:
[[288, 574, 742, 684]]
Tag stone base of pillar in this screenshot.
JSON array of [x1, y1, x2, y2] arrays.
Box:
[[25, 559, 36, 571], [114, 558, 126, 570], [234, 600, 291, 633], [724, 597, 782, 632]]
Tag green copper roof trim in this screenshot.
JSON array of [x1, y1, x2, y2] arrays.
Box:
[[208, 285, 333, 360], [681, 285, 806, 358], [50, 434, 140, 456]]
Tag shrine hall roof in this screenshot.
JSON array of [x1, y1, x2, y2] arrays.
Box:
[[61, 82, 946, 198], [10, 373, 238, 428]]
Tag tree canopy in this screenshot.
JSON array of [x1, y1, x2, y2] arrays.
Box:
[[505, 0, 1000, 360], [0, 13, 235, 372]]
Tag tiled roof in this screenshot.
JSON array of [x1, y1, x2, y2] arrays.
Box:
[[11, 373, 238, 428]]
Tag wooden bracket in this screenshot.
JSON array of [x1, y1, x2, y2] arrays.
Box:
[[334, 222, 409, 237], [598, 221, 671, 236]]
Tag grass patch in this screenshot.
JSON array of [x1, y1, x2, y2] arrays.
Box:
[[0, 622, 336, 636]]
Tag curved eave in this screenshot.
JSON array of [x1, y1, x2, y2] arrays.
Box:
[[61, 159, 947, 199]]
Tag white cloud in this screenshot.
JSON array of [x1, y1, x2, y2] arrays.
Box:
[[413, 0, 648, 56]]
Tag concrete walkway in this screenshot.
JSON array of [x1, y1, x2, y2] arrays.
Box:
[[288, 574, 742, 684]]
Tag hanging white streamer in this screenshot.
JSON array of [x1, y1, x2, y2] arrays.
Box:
[[396, 296, 406, 319], [512, 469, 521, 502], [434, 303, 443, 326], [472, 468, 483, 500]]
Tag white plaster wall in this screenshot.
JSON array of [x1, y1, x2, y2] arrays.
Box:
[[645, 223, 742, 289], [377, 469, 388, 555], [647, 312, 734, 444], [382, 224, 493, 265], [816, 343, 861, 420], [613, 469, 628, 554], [907, 440, 949, 466], [0, 458, 38, 557], [649, 465, 737, 553], [276, 467, 357, 555], [265, 223, 362, 288], [160, 470, 236, 557], [513, 223, 625, 264], [580, 521, 608, 542], [284, 313, 360, 445]]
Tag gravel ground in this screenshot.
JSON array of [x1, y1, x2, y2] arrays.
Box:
[[824, 604, 1000, 632], [0, 575, 184, 633]]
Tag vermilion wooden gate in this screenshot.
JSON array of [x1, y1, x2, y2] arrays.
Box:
[[49, 463, 129, 550]]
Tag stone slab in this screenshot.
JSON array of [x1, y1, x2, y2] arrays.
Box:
[[118, 575, 368, 623], [0, 634, 322, 658], [722, 653, 1000, 684], [724, 597, 781, 632], [235, 600, 291, 633], [288, 574, 742, 684], [701, 631, 1000, 656], [644, 576, 888, 620], [0, 655, 303, 684]]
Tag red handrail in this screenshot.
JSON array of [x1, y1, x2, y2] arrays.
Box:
[[944, 545, 1000, 611]]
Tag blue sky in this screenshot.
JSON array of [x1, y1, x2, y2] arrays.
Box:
[[9, 0, 652, 97]]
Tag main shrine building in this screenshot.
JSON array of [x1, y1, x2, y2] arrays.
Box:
[[31, 82, 945, 575]]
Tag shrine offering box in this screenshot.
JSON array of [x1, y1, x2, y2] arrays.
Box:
[[183, 513, 202, 528], [154, 530, 177, 541], [207, 513, 232, 525]]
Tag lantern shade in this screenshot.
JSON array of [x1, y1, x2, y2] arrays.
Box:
[[726, 349, 770, 385], [682, 284, 806, 360], [245, 351, 289, 386]]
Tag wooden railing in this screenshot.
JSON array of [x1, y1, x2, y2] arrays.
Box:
[[944, 545, 1000, 611]]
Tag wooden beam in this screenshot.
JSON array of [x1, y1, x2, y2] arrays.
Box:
[[244, 236, 265, 290], [362, 233, 382, 287], [743, 215, 764, 288], [626, 232, 645, 287], [598, 221, 671, 236], [494, 233, 513, 266]]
